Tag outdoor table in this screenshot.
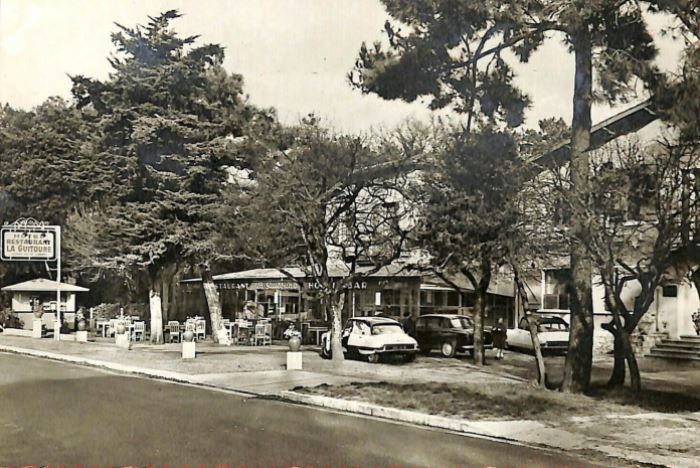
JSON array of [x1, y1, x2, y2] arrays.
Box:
[[96, 320, 109, 337]]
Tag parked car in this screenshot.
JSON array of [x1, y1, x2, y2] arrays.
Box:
[[409, 314, 493, 358], [506, 316, 569, 354], [319, 317, 419, 363]]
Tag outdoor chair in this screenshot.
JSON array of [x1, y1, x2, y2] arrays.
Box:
[[167, 321, 181, 343], [195, 319, 206, 341], [234, 320, 251, 345], [107, 319, 118, 337], [253, 323, 271, 346], [132, 321, 145, 341]]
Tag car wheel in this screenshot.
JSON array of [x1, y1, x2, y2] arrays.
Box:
[[320, 344, 331, 360], [367, 353, 380, 364], [441, 341, 456, 358], [403, 353, 416, 363]]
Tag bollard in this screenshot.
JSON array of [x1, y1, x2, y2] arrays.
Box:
[[76, 330, 88, 343]]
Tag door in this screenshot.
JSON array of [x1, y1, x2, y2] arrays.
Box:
[[425, 316, 442, 350], [414, 317, 428, 349]]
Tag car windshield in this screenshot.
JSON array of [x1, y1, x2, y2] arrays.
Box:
[[538, 320, 569, 332], [371, 323, 404, 335], [449, 317, 473, 329]]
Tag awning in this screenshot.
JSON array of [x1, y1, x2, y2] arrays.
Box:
[[420, 284, 455, 291]]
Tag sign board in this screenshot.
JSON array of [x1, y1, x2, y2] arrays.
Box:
[[0, 228, 56, 261]]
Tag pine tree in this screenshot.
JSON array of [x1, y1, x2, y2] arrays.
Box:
[[66, 11, 275, 343], [351, 0, 669, 392]]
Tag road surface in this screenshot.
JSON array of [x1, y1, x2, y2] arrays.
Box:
[[0, 352, 612, 467]]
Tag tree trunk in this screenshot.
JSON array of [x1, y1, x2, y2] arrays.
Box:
[[201, 264, 226, 345], [562, 29, 595, 394], [330, 291, 345, 363], [474, 287, 486, 365], [526, 313, 547, 388], [607, 324, 626, 388], [160, 263, 179, 322], [625, 335, 642, 394], [162, 275, 171, 322], [473, 256, 491, 366], [513, 273, 547, 388], [149, 285, 164, 344], [691, 268, 700, 297]]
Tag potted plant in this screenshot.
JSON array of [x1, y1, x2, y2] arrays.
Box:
[[31, 298, 43, 319], [283, 323, 302, 352], [76, 307, 87, 331], [115, 319, 127, 335], [183, 321, 195, 342]]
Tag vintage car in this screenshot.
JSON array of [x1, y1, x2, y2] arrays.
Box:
[[506, 316, 570, 354], [409, 314, 493, 358], [319, 317, 419, 363]]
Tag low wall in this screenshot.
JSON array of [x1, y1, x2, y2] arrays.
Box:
[[1, 328, 33, 337], [14, 313, 76, 331]]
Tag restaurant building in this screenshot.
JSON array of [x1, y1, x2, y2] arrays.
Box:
[[179, 264, 515, 339]]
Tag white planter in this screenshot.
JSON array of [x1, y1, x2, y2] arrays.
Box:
[[286, 351, 303, 370], [182, 341, 196, 359], [32, 319, 43, 339], [76, 330, 88, 343], [115, 333, 130, 349]]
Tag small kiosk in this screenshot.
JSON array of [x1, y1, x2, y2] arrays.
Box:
[[1, 278, 89, 331]]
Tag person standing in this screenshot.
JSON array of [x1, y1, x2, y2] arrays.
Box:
[[492, 317, 507, 360]]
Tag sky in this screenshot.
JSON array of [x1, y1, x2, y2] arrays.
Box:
[[0, 0, 685, 133]]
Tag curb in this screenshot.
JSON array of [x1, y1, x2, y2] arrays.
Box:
[[0, 344, 260, 398], [279, 390, 506, 436]]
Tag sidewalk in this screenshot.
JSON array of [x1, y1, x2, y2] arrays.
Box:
[[0, 334, 366, 395], [1, 333, 699, 468]]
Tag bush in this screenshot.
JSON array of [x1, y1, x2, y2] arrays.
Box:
[[0, 307, 24, 329]]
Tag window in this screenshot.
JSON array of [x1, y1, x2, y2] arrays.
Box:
[[662, 285, 678, 298], [447, 291, 460, 307], [543, 269, 571, 310], [426, 317, 442, 330], [372, 323, 403, 335], [449, 317, 472, 329]]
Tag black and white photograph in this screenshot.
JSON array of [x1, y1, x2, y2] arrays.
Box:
[[1, 1, 699, 466]]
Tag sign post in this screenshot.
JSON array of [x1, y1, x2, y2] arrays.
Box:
[[1, 218, 62, 340]]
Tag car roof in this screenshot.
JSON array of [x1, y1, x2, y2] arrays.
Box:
[[349, 317, 400, 325], [417, 314, 472, 319]]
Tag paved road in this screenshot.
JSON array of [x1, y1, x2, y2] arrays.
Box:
[[0, 353, 612, 467]]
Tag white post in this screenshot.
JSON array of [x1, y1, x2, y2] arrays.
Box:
[[540, 269, 546, 313], [54, 226, 61, 341]]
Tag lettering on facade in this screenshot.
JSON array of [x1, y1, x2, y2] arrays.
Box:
[[306, 281, 368, 290], [215, 282, 251, 290]]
